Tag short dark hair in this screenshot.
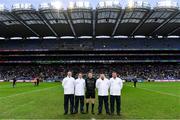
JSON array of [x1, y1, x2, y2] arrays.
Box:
[[88, 72, 93, 74], [79, 72, 83, 75], [112, 71, 117, 74]]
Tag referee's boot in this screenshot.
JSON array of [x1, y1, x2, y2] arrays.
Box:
[[117, 112, 121, 116], [86, 103, 89, 113], [91, 104, 95, 114], [106, 112, 111, 115]]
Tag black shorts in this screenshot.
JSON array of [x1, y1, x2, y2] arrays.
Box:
[[86, 92, 95, 99]]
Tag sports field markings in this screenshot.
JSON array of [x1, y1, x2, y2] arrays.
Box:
[[126, 85, 180, 98], [0, 83, 33, 89], [0, 101, 35, 115], [0, 85, 59, 100], [91, 118, 96, 120]]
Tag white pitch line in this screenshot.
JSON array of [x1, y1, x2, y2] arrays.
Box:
[[0, 85, 59, 100], [0, 101, 34, 115], [126, 85, 180, 98], [0, 83, 33, 89], [91, 118, 96, 120]]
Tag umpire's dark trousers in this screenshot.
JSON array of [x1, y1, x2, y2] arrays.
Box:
[[98, 96, 109, 113], [110, 95, 121, 114], [64, 94, 74, 114], [75, 96, 84, 113]]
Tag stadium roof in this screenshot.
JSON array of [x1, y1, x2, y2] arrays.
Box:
[[0, 1, 179, 38]]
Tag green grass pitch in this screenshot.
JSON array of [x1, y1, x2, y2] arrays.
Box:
[[0, 82, 179, 119]]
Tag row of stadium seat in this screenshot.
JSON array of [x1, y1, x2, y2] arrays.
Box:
[[0, 38, 180, 50]]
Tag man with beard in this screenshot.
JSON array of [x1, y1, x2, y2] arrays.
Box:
[[96, 74, 110, 115]]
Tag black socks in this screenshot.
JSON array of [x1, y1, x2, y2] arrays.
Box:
[[86, 103, 89, 113], [92, 104, 94, 113]]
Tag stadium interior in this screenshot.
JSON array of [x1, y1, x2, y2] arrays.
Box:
[[0, 0, 180, 82]]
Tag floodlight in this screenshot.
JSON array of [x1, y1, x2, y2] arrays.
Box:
[[12, 3, 33, 10], [113, 1, 120, 6], [12, 3, 20, 9], [99, 1, 105, 8], [14, 3, 21, 9], [128, 0, 134, 8], [84, 1, 90, 8], [76, 1, 84, 8], [68, 1, 74, 9], [24, 3, 32, 9], [51, 1, 63, 10], [157, 0, 178, 8], [106, 1, 113, 7], [39, 3, 50, 10], [0, 4, 5, 11], [136, 1, 143, 6], [127, 0, 150, 8], [98, 0, 121, 8], [141, 1, 150, 8]]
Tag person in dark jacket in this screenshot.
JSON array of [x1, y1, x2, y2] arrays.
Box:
[[36, 77, 40, 86], [12, 76, 17, 88], [133, 77, 138, 87]]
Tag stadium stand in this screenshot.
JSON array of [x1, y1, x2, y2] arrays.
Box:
[[0, 1, 179, 83], [0, 64, 180, 82]]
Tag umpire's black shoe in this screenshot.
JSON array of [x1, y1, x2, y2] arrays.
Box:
[[70, 112, 75, 115], [97, 112, 102, 115], [81, 111, 86, 114], [106, 112, 111, 115], [111, 112, 114, 115], [91, 112, 95, 115], [74, 112, 78, 114], [117, 113, 121, 116], [64, 112, 68, 115]]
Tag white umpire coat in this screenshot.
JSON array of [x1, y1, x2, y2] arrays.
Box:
[[96, 78, 110, 96], [109, 77, 123, 96], [75, 78, 85, 96], [62, 76, 75, 95]]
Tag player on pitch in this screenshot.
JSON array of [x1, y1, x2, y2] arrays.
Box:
[[12, 76, 17, 88]]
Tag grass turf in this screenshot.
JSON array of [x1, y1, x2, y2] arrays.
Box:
[[0, 82, 179, 119]]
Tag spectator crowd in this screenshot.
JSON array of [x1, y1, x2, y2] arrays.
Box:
[[0, 64, 180, 81]]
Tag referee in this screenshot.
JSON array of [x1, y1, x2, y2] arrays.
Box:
[[85, 72, 96, 114]]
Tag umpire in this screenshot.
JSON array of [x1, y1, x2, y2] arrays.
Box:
[[96, 74, 110, 115], [62, 71, 75, 115], [109, 72, 123, 115], [74, 73, 86, 114]]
